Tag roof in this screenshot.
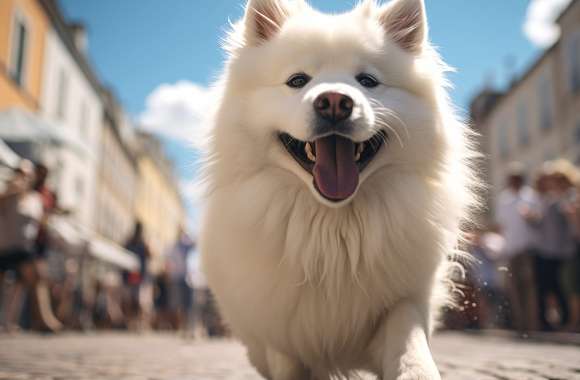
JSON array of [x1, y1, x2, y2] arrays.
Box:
[[556, 0, 579, 24], [469, 89, 504, 124], [472, 0, 577, 123], [38, 0, 103, 101], [470, 39, 559, 124], [100, 88, 138, 167], [39, 0, 137, 165]]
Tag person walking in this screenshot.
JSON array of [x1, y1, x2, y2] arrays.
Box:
[[0, 161, 40, 331], [495, 164, 540, 333], [29, 163, 62, 332], [123, 222, 151, 330], [165, 229, 194, 333], [565, 174, 580, 333], [468, 228, 506, 329], [0, 161, 61, 332], [534, 161, 576, 331]]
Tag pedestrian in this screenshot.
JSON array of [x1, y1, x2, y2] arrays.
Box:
[[189, 250, 226, 338], [468, 228, 506, 329], [494, 163, 540, 333], [152, 268, 171, 330], [165, 229, 195, 333], [123, 221, 151, 330], [0, 161, 62, 332], [565, 177, 580, 332], [0, 161, 52, 331], [529, 161, 576, 331], [28, 163, 62, 332]]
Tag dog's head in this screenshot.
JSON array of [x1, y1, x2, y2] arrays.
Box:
[[219, 0, 447, 207]]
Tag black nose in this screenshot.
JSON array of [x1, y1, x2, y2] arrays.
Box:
[[313, 92, 354, 123]]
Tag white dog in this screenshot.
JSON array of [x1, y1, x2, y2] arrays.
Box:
[[200, 0, 475, 378]]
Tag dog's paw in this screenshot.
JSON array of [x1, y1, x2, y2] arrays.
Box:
[[385, 358, 441, 380], [394, 366, 441, 380]]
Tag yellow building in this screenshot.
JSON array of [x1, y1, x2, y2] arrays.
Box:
[[134, 131, 185, 267], [0, 0, 49, 111], [95, 90, 138, 245]]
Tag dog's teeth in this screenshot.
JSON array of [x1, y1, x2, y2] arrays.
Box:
[[305, 142, 316, 162], [355, 143, 364, 161]]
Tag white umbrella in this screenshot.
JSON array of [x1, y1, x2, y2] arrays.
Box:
[[0, 107, 89, 157]]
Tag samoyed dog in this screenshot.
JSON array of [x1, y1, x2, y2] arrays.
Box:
[[200, 0, 475, 378]]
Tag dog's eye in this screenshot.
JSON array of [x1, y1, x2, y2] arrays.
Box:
[[286, 73, 311, 89], [356, 73, 379, 88]]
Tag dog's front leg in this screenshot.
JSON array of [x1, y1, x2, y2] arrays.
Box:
[[376, 300, 440, 380], [266, 347, 309, 380]]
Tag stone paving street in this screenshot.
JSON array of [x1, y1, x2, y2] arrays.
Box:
[[0, 332, 579, 380]]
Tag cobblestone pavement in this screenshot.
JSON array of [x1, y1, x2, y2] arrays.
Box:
[[0, 332, 579, 380]]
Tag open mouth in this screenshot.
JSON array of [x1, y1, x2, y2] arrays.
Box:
[[278, 130, 387, 202]]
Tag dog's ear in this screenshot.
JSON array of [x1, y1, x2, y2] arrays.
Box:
[[378, 0, 427, 54], [243, 0, 294, 45]]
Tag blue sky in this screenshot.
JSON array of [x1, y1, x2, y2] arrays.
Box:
[[58, 0, 562, 230], [61, 1, 540, 113]]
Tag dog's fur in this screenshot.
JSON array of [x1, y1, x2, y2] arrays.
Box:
[[200, 0, 476, 378]]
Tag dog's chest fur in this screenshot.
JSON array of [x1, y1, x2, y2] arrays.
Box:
[[201, 170, 447, 366]]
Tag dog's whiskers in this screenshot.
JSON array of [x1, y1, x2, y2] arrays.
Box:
[[372, 105, 409, 136], [374, 119, 404, 148], [368, 99, 410, 145]]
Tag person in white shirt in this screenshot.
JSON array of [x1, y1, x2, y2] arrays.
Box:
[[495, 164, 541, 333]]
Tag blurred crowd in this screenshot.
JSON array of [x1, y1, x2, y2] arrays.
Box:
[[450, 159, 580, 334], [0, 160, 224, 336], [4, 157, 580, 337]]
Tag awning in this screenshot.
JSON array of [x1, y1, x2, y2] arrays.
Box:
[[88, 237, 139, 271], [0, 107, 89, 158], [47, 215, 86, 253], [48, 216, 139, 271], [0, 138, 19, 168]]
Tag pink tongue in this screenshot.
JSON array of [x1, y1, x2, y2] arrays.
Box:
[[313, 135, 359, 201]]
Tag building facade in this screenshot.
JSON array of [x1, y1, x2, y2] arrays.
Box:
[[134, 131, 184, 262], [38, 10, 102, 230], [0, 0, 187, 272], [558, 0, 580, 156], [471, 0, 580, 216], [0, 0, 49, 111], [94, 90, 138, 245]]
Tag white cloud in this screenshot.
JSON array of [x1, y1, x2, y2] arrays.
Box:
[[523, 0, 572, 47], [139, 80, 213, 143]]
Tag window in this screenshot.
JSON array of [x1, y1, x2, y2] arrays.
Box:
[[538, 76, 552, 131], [55, 69, 68, 120], [75, 176, 84, 201], [499, 124, 509, 158], [517, 102, 529, 146], [567, 31, 580, 93], [9, 11, 29, 86], [79, 102, 89, 139]]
